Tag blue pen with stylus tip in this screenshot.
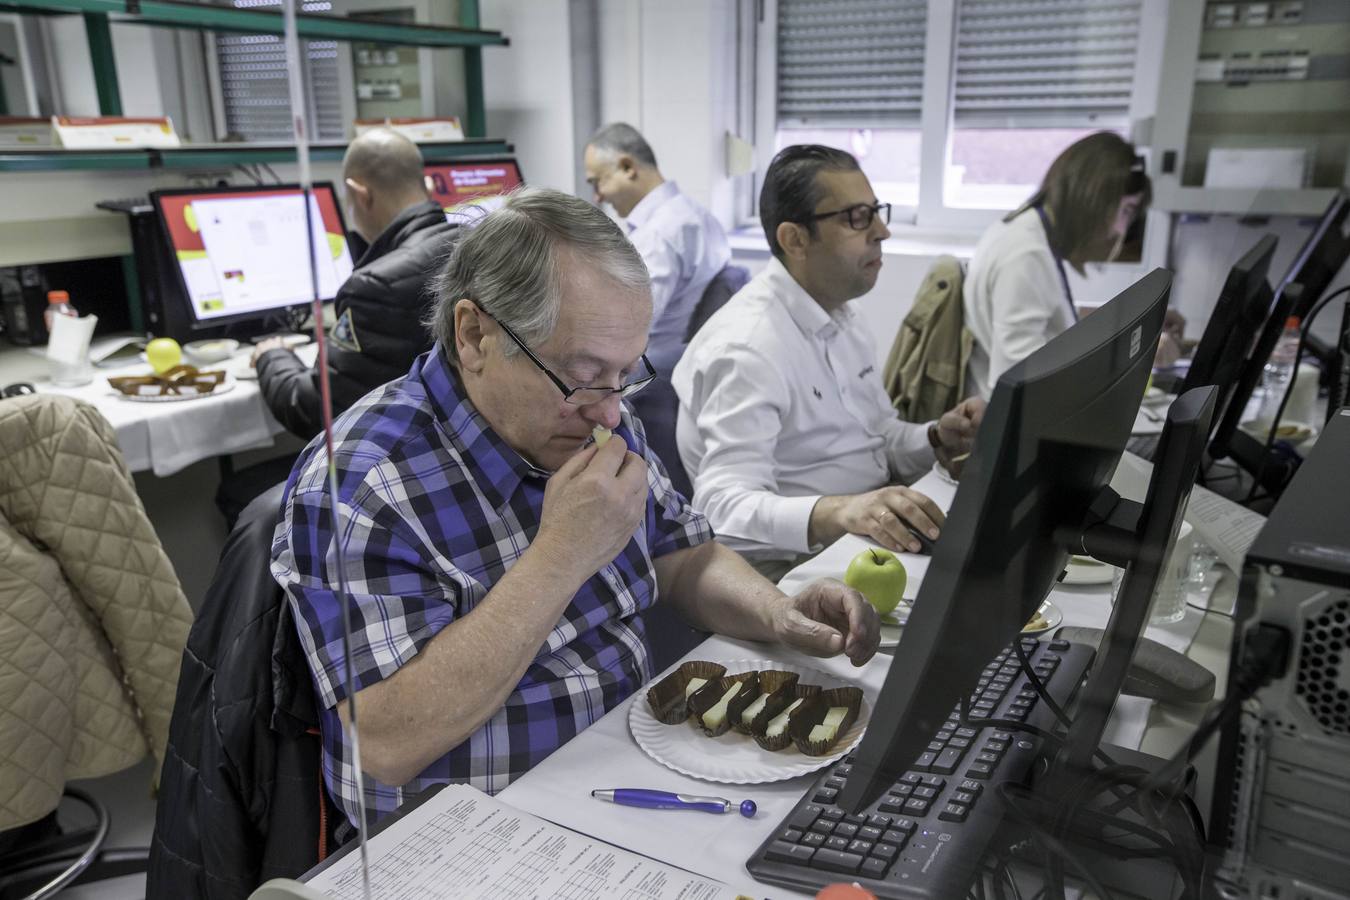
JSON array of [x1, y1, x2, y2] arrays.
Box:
[[592, 788, 757, 817]]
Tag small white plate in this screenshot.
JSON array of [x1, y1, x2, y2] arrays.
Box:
[[1060, 554, 1116, 586], [183, 338, 240, 363], [878, 605, 910, 649], [629, 659, 870, 784], [1021, 601, 1063, 636]]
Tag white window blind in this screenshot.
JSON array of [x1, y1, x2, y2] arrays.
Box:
[[776, 0, 928, 128], [953, 0, 1141, 128], [215, 0, 344, 142]]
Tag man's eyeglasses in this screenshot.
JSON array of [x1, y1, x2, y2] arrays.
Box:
[[800, 201, 891, 232], [473, 301, 657, 406]]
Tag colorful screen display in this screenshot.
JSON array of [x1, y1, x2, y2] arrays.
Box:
[[154, 185, 354, 322], [424, 159, 524, 217]]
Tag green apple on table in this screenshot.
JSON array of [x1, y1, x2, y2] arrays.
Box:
[[844, 548, 908, 619], [146, 337, 182, 375]]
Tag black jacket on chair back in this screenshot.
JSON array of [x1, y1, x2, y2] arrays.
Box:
[[148, 482, 338, 899], [257, 200, 456, 439]]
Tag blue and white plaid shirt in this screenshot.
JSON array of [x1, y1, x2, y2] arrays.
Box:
[[271, 345, 712, 828]]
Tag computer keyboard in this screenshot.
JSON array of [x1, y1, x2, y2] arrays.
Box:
[[746, 637, 1095, 899]]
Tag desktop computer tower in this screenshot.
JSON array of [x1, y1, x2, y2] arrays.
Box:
[[1212, 409, 1350, 900]]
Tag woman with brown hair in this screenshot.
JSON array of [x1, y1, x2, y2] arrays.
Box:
[[962, 131, 1156, 399]]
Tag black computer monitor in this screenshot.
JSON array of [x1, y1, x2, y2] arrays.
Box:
[[1210, 193, 1350, 458], [1176, 234, 1277, 447], [423, 158, 525, 219], [150, 183, 356, 332], [838, 269, 1201, 813]]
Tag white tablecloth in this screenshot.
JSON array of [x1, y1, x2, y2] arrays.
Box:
[[21, 344, 316, 476]]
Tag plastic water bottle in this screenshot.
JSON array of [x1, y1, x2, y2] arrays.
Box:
[[1259, 316, 1302, 424], [43, 289, 77, 338]]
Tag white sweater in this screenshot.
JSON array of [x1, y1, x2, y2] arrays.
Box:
[[962, 209, 1076, 399]]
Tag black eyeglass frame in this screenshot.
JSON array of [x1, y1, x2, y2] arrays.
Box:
[[471, 300, 657, 406], [798, 201, 892, 231]]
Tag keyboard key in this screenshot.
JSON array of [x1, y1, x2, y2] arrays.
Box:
[[985, 739, 1007, 753], [881, 829, 911, 847], [966, 762, 994, 779], [904, 798, 931, 815], [927, 740, 945, 753], [935, 729, 953, 742], [844, 812, 868, 826], [789, 804, 823, 831], [967, 708, 989, 719], [939, 803, 969, 823], [802, 831, 827, 847], [833, 822, 858, 839], [766, 841, 815, 864], [783, 828, 803, 844], [813, 787, 838, 804], [825, 776, 846, 790], [848, 839, 875, 856], [859, 825, 884, 842], [861, 857, 892, 879], [810, 819, 834, 835], [1049, 639, 1070, 651], [821, 807, 845, 821], [913, 751, 937, 770], [992, 731, 1012, 742], [901, 773, 923, 785], [956, 727, 978, 739], [977, 751, 1001, 765], [958, 780, 983, 796], [834, 764, 853, 776], [921, 775, 947, 790], [826, 835, 851, 852], [933, 747, 965, 775], [952, 790, 978, 805], [878, 799, 905, 814], [867, 814, 892, 829], [810, 848, 864, 875], [892, 783, 914, 797], [973, 699, 997, 711]]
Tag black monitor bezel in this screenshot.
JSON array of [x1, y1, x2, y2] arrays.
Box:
[[148, 181, 352, 333]]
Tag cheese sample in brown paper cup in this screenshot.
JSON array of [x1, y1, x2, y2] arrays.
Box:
[[687, 671, 760, 737], [645, 660, 727, 725], [790, 686, 863, 757], [753, 681, 823, 751], [731, 670, 800, 735]]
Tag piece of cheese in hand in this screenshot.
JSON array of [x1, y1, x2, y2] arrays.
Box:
[[740, 692, 770, 725], [765, 698, 805, 738], [808, 706, 850, 744], [591, 425, 612, 447], [701, 682, 743, 731], [684, 677, 708, 699]]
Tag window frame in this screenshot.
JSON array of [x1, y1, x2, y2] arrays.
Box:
[[747, 0, 1168, 251]]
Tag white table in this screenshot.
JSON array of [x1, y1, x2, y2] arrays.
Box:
[[497, 470, 1236, 898], [0, 340, 315, 476]]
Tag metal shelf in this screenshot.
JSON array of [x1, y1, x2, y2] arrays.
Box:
[[0, 0, 510, 48], [0, 138, 515, 171]]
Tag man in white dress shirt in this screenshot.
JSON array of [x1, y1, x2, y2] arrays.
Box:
[[583, 123, 731, 377], [673, 145, 983, 580]]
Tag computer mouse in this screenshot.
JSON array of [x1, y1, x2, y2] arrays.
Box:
[[1, 382, 36, 399], [902, 522, 935, 555], [1054, 625, 1215, 704]]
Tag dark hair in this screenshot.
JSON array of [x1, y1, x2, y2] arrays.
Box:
[[759, 144, 861, 260], [586, 122, 659, 170], [1010, 131, 1151, 267]]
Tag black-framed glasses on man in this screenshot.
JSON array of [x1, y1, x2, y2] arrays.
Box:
[[801, 201, 891, 232], [472, 301, 657, 406]]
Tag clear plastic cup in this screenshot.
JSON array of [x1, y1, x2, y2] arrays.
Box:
[[1110, 521, 1193, 625]]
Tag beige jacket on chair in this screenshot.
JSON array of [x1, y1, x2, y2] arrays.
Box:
[[0, 394, 192, 830], [882, 256, 974, 424]]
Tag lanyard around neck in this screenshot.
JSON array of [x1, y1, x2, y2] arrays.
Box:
[[1034, 204, 1078, 323]]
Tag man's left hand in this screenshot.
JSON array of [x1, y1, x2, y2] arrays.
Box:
[[250, 337, 289, 367], [771, 579, 880, 667]]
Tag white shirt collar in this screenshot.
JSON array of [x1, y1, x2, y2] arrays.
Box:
[[625, 179, 680, 232], [761, 256, 854, 341]]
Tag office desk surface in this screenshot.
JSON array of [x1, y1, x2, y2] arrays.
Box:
[[0, 341, 315, 476]]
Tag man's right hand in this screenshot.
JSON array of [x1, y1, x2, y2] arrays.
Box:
[[535, 437, 648, 581], [829, 485, 945, 554]]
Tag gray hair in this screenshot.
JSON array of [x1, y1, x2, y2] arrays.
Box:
[[430, 187, 651, 363], [586, 122, 659, 170]]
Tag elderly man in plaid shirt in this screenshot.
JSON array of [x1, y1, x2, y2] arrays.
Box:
[[271, 188, 881, 829]]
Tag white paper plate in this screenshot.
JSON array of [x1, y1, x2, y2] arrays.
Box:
[[1021, 601, 1063, 636], [629, 659, 871, 784], [878, 606, 910, 648], [1060, 554, 1116, 586], [115, 372, 237, 403]]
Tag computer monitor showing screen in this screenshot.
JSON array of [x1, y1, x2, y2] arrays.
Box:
[[837, 269, 1179, 814], [150, 184, 355, 329], [424, 158, 525, 218]]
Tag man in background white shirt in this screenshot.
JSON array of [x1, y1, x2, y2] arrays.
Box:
[[673, 145, 983, 580], [583, 123, 731, 377]]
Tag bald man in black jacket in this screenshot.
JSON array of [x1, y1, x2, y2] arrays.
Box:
[[253, 128, 457, 438]]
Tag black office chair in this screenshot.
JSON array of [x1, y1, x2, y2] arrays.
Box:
[[0, 790, 148, 900], [683, 264, 751, 344]]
